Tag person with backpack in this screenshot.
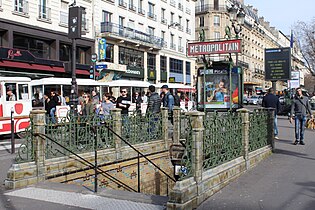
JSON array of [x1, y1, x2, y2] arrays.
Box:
[[290, 87, 314, 145], [161, 85, 175, 124]]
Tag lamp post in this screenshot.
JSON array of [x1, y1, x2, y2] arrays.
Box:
[[226, 5, 245, 110]]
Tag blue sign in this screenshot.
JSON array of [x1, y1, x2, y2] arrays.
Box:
[[95, 64, 107, 71], [98, 38, 107, 60]]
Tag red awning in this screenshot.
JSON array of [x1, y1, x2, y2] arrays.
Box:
[[0, 60, 88, 75]]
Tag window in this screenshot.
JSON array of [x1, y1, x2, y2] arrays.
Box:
[[59, 43, 89, 64], [13, 35, 50, 59], [186, 19, 189, 29], [200, 16, 204, 27], [171, 12, 174, 24], [147, 53, 156, 70], [119, 47, 144, 68], [148, 26, 154, 36], [148, 2, 154, 14], [186, 62, 191, 75], [169, 58, 183, 73], [161, 8, 165, 19], [61, 0, 68, 10], [214, 15, 220, 26], [170, 34, 174, 45], [214, 0, 219, 10], [119, 16, 124, 27], [178, 16, 182, 25], [14, 0, 26, 13], [160, 56, 167, 72], [102, 10, 112, 23], [32, 85, 43, 107], [18, 84, 29, 100], [178, 36, 182, 47], [161, 31, 165, 40], [105, 43, 114, 62], [214, 31, 220, 40], [5, 83, 17, 101], [139, 0, 143, 9]]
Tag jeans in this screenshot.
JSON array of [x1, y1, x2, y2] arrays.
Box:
[[50, 107, 56, 124], [295, 115, 307, 141], [274, 115, 278, 136]]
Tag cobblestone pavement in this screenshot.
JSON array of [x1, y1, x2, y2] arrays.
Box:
[[197, 116, 315, 210]]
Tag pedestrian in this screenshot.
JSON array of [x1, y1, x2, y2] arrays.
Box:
[[49, 91, 59, 124], [290, 87, 314, 145], [147, 85, 161, 114], [100, 93, 114, 118], [116, 88, 131, 115], [92, 90, 100, 104], [81, 93, 94, 118], [6, 87, 16, 101], [161, 85, 175, 124], [43, 94, 51, 123], [141, 91, 148, 103], [132, 92, 142, 114], [262, 88, 281, 139]]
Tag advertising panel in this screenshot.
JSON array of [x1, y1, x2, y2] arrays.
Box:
[[197, 68, 239, 109]]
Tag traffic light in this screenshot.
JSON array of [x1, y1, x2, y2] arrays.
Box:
[[89, 65, 95, 80]]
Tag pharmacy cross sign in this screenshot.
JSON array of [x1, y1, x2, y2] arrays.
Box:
[[187, 39, 242, 56]]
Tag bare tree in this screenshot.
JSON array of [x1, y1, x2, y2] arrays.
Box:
[[294, 19, 315, 74]]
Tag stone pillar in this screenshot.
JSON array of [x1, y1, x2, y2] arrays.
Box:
[[31, 110, 46, 182], [161, 107, 169, 148], [187, 111, 205, 183], [172, 107, 181, 144], [113, 44, 119, 64], [111, 108, 122, 160], [265, 108, 275, 152], [237, 108, 250, 170]]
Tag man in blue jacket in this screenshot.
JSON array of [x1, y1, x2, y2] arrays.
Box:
[[262, 88, 281, 139], [161, 85, 174, 124]]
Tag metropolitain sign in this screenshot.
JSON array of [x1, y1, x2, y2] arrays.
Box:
[[187, 39, 242, 56]]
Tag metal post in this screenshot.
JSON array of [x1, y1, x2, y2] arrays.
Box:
[[137, 153, 140, 193], [11, 108, 15, 154], [94, 128, 98, 193], [229, 55, 233, 111], [70, 38, 78, 110]]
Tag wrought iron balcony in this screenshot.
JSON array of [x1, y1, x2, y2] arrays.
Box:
[[186, 8, 191, 15], [170, 43, 176, 50], [170, 0, 176, 7], [186, 28, 191, 34], [178, 25, 184, 31], [100, 22, 165, 49], [38, 5, 51, 20], [195, 4, 227, 14], [161, 17, 167, 25], [14, 0, 28, 15], [129, 4, 136, 12], [59, 11, 68, 26], [148, 12, 156, 21], [118, 0, 127, 8], [178, 3, 183, 11], [138, 8, 145, 15]]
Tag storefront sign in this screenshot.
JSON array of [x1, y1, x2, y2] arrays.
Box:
[[187, 39, 242, 56], [148, 69, 156, 80], [98, 38, 106, 60], [289, 71, 300, 88], [0, 47, 35, 62], [265, 48, 291, 81], [124, 66, 144, 79], [96, 62, 127, 72]]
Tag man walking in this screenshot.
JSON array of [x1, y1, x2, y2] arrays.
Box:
[[262, 88, 281, 139], [290, 87, 314, 145], [147, 85, 161, 114]]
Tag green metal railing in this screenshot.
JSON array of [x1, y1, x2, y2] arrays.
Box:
[[248, 109, 269, 152], [203, 112, 243, 170], [121, 112, 163, 145]]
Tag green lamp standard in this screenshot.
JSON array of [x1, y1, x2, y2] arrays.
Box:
[[225, 5, 245, 110]]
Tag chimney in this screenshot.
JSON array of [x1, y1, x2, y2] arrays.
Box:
[[253, 8, 258, 15], [259, 16, 264, 23]]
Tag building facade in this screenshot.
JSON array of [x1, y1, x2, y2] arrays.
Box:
[[93, 0, 196, 85], [194, 0, 309, 94], [0, 0, 94, 78]]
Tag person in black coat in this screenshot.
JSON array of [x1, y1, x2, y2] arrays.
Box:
[[262, 88, 281, 139], [132, 92, 142, 114]]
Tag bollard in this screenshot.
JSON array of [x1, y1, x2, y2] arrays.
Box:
[[11, 108, 15, 154]]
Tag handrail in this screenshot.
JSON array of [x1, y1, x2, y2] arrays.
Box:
[[33, 132, 137, 192], [97, 122, 176, 183]]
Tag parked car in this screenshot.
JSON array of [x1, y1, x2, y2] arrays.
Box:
[[248, 96, 259, 105], [243, 96, 249, 105]]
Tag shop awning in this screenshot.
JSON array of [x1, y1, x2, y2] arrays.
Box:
[[102, 80, 151, 87]]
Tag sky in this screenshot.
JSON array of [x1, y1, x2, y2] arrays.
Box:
[[245, 0, 314, 35]]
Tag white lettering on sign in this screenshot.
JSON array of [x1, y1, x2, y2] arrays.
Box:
[[126, 69, 141, 75], [188, 40, 241, 56]]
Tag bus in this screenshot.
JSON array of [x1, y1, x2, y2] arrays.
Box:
[[0, 77, 31, 135]]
